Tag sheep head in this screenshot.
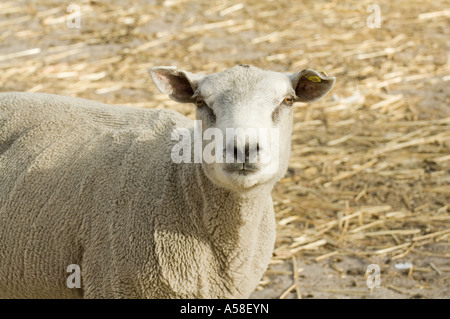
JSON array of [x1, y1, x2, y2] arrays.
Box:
[[149, 65, 335, 191]]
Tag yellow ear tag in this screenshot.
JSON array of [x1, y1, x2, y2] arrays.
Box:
[[307, 75, 322, 83]]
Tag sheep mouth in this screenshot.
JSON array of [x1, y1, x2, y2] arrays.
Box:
[[224, 163, 260, 174]]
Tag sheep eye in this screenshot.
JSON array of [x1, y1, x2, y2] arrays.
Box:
[[195, 97, 216, 122], [196, 97, 205, 107], [283, 96, 294, 106]]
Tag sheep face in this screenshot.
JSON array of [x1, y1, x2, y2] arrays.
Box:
[[149, 65, 335, 191]]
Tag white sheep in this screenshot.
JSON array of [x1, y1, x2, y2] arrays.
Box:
[[0, 65, 335, 298]]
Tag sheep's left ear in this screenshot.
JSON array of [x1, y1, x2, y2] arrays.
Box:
[[290, 69, 335, 102], [148, 66, 205, 103]]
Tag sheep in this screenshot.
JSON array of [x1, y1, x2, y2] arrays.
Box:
[[0, 65, 335, 298]]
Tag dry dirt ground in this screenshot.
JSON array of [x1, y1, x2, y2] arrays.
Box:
[[0, 0, 449, 299]]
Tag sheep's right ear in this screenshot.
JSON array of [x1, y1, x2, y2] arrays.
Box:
[[149, 66, 205, 103]]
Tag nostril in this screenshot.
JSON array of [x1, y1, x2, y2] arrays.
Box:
[[232, 145, 245, 163], [227, 143, 260, 163], [245, 143, 260, 156], [244, 144, 250, 158], [245, 143, 260, 164]]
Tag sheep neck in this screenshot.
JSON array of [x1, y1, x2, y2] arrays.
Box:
[[194, 163, 273, 237], [193, 164, 276, 296]]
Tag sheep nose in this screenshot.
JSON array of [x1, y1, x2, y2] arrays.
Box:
[[231, 142, 260, 164]]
